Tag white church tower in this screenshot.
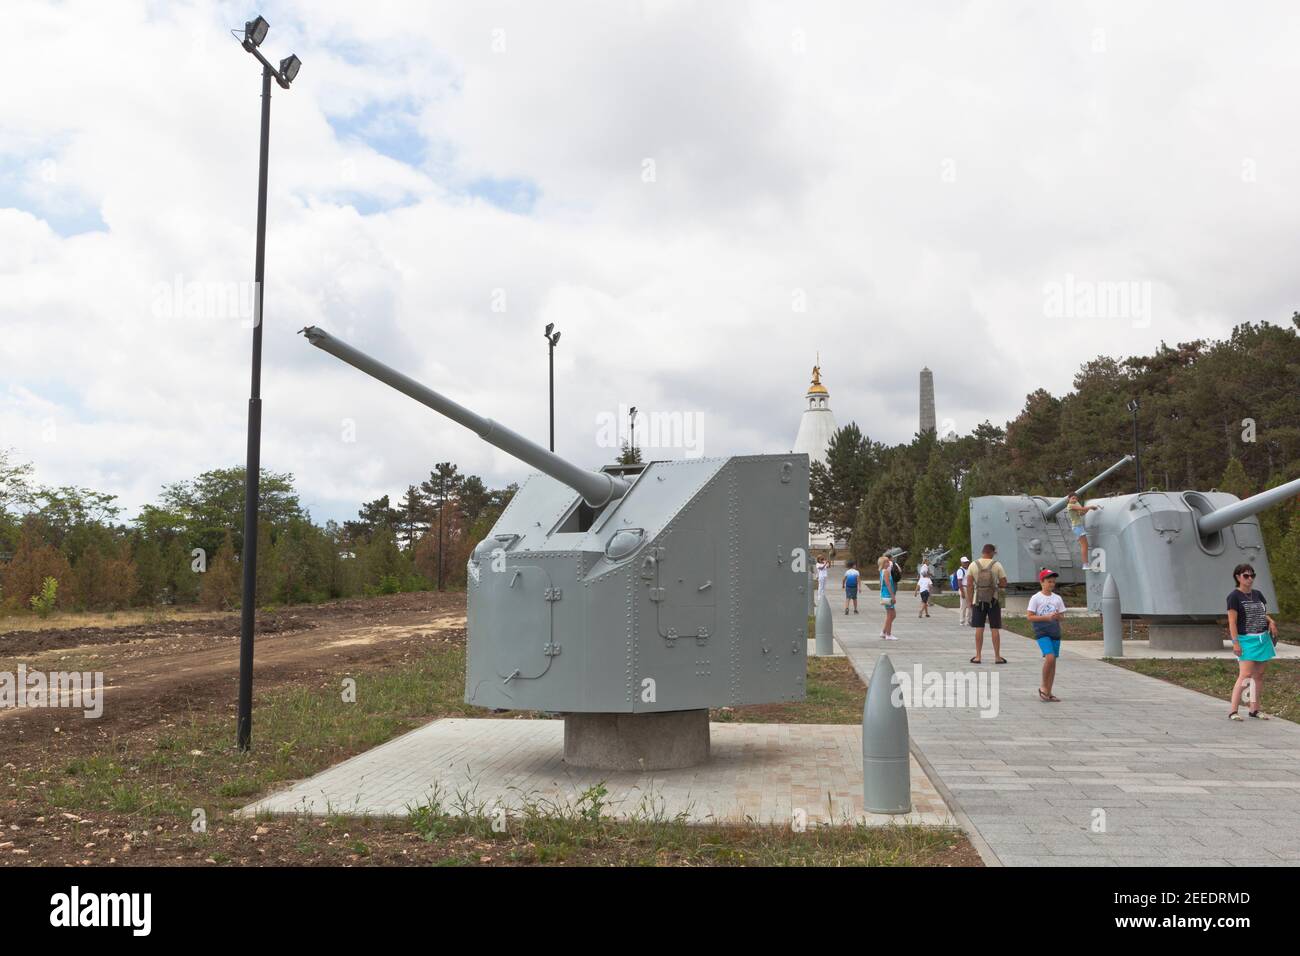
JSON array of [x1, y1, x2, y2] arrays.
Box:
[[792, 362, 838, 550]]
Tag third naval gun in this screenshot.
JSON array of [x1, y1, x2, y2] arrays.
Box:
[[301, 327, 810, 769], [1080, 479, 1300, 649]]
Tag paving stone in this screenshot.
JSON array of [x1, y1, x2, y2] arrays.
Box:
[[833, 570, 1300, 868]]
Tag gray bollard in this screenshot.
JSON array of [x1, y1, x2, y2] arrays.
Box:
[[862, 653, 911, 814], [1102, 573, 1123, 657], [815, 587, 834, 656]]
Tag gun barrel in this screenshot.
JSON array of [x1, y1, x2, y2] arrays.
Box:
[[1043, 454, 1136, 519], [301, 326, 630, 508], [1198, 476, 1300, 536]]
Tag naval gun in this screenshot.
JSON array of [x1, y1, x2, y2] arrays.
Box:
[[917, 547, 954, 581], [1081, 477, 1300, 649], [968, 454, 1136, 599], [301, 327, 811, 769]]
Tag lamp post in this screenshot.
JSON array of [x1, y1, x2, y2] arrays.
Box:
[[544, 324, 561, 451], [1126, 398, 1142, 493], [629, 405, 638, 459], [234, 15, 301, 752]]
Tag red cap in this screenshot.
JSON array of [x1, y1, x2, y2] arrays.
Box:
[[1038, 569, 1059, 581]]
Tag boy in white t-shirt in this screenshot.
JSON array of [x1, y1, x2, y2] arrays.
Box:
[[916, 570, 934, 618], [1026, 568, 1067, 702]]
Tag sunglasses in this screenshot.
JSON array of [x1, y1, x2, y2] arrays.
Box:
[[1239, 572, 1255, 578]]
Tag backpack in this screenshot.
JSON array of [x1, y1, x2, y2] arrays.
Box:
[[949, 571, 960, 592], [972, 559, 998, 605]]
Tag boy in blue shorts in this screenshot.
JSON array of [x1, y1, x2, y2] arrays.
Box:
[[843, 560, 860, 615], [1026, 568, 1066, 702]]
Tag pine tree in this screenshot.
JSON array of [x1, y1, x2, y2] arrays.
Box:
[[1217, 457, 1254, 500], [810, 423, 878, 544], [912, 446, 956, 558]]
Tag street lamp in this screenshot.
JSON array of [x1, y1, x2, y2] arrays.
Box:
[[544, 324, 561, 451], [1126, 398, 1142, 493], [232, 15, 301, 752], [629, 406, 638, 459]]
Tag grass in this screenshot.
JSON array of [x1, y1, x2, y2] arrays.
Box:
[[14, 636, 974, 866], [25, 643, 476, 819], [999, 615, 1118, 641], [712, 657, 864, 724], [1109, 658, 1300, 724], [392, 787, 970, 865], [0, 605, 232, 633]]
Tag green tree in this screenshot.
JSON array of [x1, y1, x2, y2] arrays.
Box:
[[850, 454, 918, 567], [912, 446, 956, 558], [810, 423, 879, 545], [1217, 458, 1254, 500]]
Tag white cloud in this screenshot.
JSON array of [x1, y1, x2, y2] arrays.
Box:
[[2, 0, 1298, 523]]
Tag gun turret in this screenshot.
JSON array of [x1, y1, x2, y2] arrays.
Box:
[[1196, 476, 1300, 536], [1042, 454, 1135, 519], [301, 326, 630, 508]]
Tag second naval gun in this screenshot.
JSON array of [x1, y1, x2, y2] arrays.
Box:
[[301, 327, 811, 769], [1080, 479, 1300, 649], [969, 454, 1136, 603]]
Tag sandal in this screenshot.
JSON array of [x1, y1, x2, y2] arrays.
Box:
[[970, 657, 981, 664], [995, 657, 1008, 664], [1038, 689, 1050, 702], [1248, 710, 1270, 720], [1228, 712, 1243, 721]]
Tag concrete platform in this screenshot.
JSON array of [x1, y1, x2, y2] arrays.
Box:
[[806, 637, 846, 657], [1063, 638, 1300, 662], [242, 718, 954, 828]]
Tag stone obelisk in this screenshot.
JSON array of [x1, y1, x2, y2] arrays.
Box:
[[919, 367, 936, 434]]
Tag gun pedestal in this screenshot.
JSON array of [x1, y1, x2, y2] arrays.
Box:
[[564, 710, 710, 771], [1147, 621, 1224, 652]]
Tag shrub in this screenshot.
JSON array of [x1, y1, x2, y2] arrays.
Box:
[[30, 577, 58, 617]]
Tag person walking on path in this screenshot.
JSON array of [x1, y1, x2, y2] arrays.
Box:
[[916, 568, 933, 618], [1226, 562, 1279, 720], [1027, 569, 1066, 702], [965, 544, 1008, 664], [878, 555, 898, 639], [815, 554, 829, 603], [953, 556, 971, 626], [842, 560, 861, 615], [1066, 494, 1099, 567]]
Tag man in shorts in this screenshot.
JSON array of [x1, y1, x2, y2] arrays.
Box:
[[1027, 568, 1066, 702], [964, 544, 1008, 664]]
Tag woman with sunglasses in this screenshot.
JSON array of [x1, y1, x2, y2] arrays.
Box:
[[1226, 563, 1279, 720]]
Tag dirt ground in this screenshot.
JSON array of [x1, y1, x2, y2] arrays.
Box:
[[1, 592, 467, 745], [0, 592, 980, 867]]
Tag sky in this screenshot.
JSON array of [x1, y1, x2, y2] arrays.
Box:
[[2, 0, 1297, 525]]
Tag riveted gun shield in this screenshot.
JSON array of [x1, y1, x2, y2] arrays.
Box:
[[302, 327, 811, 715]]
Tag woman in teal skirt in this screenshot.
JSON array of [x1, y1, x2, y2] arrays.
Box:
[[1226, 563, 1279, 720]]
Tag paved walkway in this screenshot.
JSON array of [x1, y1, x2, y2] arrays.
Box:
[[835, 571, 1300, 865], [242, 719, 952, 827]]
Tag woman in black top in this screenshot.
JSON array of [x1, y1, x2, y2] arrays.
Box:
[[1226, 563, 1278, 721]]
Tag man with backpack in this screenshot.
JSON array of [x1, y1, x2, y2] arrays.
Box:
[[964, 544, 1008, 664]]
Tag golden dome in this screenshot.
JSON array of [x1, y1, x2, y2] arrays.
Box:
[[807, 363, 828, 395]]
